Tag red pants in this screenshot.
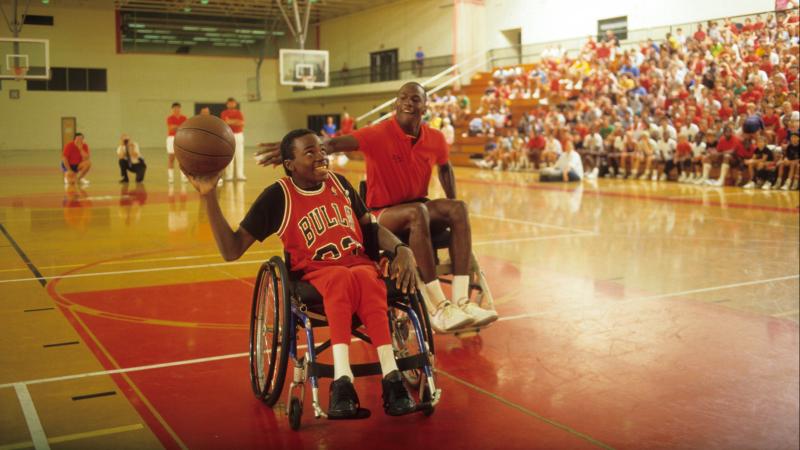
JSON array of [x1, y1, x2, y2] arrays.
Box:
[[302, 264, 391, 347]]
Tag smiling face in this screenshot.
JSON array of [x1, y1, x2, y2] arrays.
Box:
[[283, 132, 329, 186], [395, 83, 427, 124]]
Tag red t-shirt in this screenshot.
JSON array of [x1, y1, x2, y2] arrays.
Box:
[[220, 109, 244, 133], [340, 117, 354, 135], [63, 141, 89, 165], [676, 141, 692, 156], [352, 118, 449, 209], [718, 106, 734, 121], [763, 114, 779, 128], [527, 135, 546, 150], [694, 31, 706, 41], [166, 114, 187, 137], [717, 135, 744, 155]]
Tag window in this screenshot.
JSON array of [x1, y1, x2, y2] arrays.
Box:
[[26, 67, 107, 92], [23, 15, 54, 26], [370, 49, 398, 83], [598, 16, 628, 41]]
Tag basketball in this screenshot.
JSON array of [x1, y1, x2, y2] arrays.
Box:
[[174, 115, 236, 176]]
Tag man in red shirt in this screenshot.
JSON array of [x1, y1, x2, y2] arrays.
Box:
[[166, 102, 187, 184], [62, 133, 91, 185], [221, 97, 246, 182], [340, 111, 354, 135], [257, 83, 496, 332], [702, 125, 745, 186]]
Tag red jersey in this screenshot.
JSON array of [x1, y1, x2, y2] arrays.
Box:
[[167, 114, 187, 137], [676, 141, 692, 156], [717, 135, 744, 155], [340, 116, 354, 135], [240, 173, 370, 274], [63, 141, 89, 165], [220, 109, 244, 133], [352, 117, 449, 209]]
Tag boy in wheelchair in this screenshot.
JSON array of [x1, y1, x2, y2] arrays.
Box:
[[188, 128, 420, 418]]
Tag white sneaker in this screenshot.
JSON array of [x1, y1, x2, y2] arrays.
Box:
[[64, 175, 69, 185], [586, 169, 598, 180], [694, 177, 706, 185], [781, 179, 791, 190], [237, 176, 247, 181], [79, 178, 90, 186], [639, 172, 649, 180], [430, 301, 474, 332], [457, 299, 498, 327], [181, 173, 188, 183], [678, 173, 687, 182], [651, 172, 658, 181], [217, 178, 224, 187], [762, 181, 772, 190], [705, 179, 722, 187], [616, 172, 626, 179], [659, 173, 667, 181], [742, 181, 755, 189]]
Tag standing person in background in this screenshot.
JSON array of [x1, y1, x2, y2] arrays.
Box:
[[221, 97, 246, 182], [166, 102, 187, 184], [414, 46, 425, 77], [441, 117, 455, 146], [117, 133, 146, 183], [62, 133, 91, 186], [340, 111, 355, 135], [321, 116, 338, 138], [200, 106, 211, 115]]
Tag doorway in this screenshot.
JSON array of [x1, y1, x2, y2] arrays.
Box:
[[370, 49, 398, 82], [500, 28, 522, 65]]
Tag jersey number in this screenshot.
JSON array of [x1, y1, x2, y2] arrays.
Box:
[[312, 237, 362, 261]]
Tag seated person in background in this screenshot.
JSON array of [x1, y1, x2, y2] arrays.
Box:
[[117, 133, 146, 183], [743, 135, 776, 188], [539, 139, 583, 182], [62, 133, 91, 186], [525, 130, 547, 169], [616, 131, 638, 179], [655, 130, 677, 181], [674, 134, 694, 182], [701, 125, 742, 186], [189, 129, 418, 418], [633, 132, 656, 180], [772, 131, 800, 190], [467, 116, 484, 137], [541, 133, 563, 166]]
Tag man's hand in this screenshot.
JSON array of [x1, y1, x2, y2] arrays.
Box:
[[255, 142, 282, 167], [562, 169, 569, 182], [389, 246, 417, 294], [187, 172, 221, 195]]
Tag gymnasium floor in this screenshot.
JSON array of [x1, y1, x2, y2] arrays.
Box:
[[0, 147, 797, 450]]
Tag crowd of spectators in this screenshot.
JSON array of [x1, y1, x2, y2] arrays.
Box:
[[451, 9, 799, 190]]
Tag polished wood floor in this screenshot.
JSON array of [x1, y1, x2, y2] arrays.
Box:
[[1, 148, 797, 450]]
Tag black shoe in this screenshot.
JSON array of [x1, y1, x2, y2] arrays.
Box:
[[119, 178, 129, 183], [382, 370, 416, 416], [328, 376, 359, 419]]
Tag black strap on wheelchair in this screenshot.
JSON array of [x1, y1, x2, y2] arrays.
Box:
[[308, 353, 430, 379]]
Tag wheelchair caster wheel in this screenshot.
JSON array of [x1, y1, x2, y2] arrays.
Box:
[[288, 397, 302, 430], [422, 387, 435, 417]]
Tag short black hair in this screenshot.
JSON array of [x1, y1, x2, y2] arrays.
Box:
[[74, 132, 84, 138], [171, 102, 181, 108], [279, 128, 316, 176], [227, 97, 236, 103], [398, 81, 427, 99]]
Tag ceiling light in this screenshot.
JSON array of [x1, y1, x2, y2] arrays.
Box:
[[200, 0, 209, 4], [182, 26, 199, 31]]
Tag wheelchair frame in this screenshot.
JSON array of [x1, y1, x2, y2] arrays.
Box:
[[249, 255, 441, 430]]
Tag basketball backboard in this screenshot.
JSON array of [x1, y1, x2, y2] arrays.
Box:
[[0, 38, 49, 79], [279, 48, 329, 88]]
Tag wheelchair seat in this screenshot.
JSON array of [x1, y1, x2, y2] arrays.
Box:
[[290, 275, 411, 316]]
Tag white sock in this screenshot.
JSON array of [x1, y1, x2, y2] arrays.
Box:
[[332, 344, 353, 381], [452, 275, 470, 304], [425, 280, 447, 308], [719, 163, 729, 182], [376, 344, 399, 377], [702, 163, 711, 180], [168, 169, 174, 181]]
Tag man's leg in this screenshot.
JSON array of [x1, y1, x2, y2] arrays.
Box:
[[118, 159, 130, 182], [377, 202, 473, 331], [427, 199, 497, 324], [77, 160, 91, 184], [134, 161, 146, 182], [234, 132, 246, 180]]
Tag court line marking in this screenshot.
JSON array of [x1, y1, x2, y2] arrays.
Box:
[[13, 383, 50, 450], [0, 223, 46, 286], [471, 213, 591, 234], [497, 274, 800, 323], [0, 424, 144, 450], [0, 233, 592, 284], [436, 369, 615, 450]]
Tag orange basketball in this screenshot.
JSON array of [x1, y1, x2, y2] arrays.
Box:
[[174, 115, 235, 176]]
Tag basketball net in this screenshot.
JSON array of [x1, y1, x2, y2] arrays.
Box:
[[301, 75, 315, 90], [12, 66, 28, 81]]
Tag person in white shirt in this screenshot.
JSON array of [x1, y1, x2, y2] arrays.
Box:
[[541, 134, 563, 166], [117, 134, 146, 183], [441, 117, 455, 145], [539, 140, 583, 182], [655, 132, 677, 181]]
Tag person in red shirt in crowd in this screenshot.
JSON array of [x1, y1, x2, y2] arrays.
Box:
[[166, 102, 187, 184], [674, 134, 694, 181], [525, 129, 547, 168], [693, 24, 707, 43], [257, 82, 497, 333], [340, 111, 355, 135], [701, 125, 746, 186], [62, 133, 91, 186], [187, 128, 419, 418], [221, 97, 246, 182]]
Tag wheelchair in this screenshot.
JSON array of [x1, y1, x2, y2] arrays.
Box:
[[358, 181, 496, 334], [248, 250, 441, 430]]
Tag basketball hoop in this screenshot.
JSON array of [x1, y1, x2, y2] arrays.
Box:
[[12, 66, 28, 81], [301, 75, 315, 90]]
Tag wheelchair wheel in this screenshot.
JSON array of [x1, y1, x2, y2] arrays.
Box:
[[390, 308, 421, 388], [420, 374, 435, 417], [288, 396, 302, 430], [249, 258, 291, 406]]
